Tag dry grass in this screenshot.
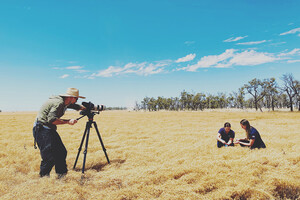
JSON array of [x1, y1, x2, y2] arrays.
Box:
[[0, 110, 299, 200]]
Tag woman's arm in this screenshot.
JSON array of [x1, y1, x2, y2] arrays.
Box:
[[237, 139, 255, 146], [227, 138, 234, 145], [235, 138, 247, 142], [217, 133, 227, 145]]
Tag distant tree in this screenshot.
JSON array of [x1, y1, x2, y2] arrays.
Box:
[[280, 74, 298, 111], [148, 97, 157, 111], [217, 92, 227, 109], [180, 90, 187, 110], [205, 94, 213, 109], [134, 101, 140, 111], [193, 93, 206, 110], [244, 78, 266, 111], [263, 78, 279, 111], [138, 73, 297, 112], [237, 87, 245, 109], [173, 97, 180, 111], [277, 93, 289, 109], [245, 97, 254, 109], [186, 93, 194, 110], [107, 107, 127, 110], [141, 97, 150, 111], [296, 80, 300, 111], [156, 96, 164, 111], [227, 93, 235, 108]]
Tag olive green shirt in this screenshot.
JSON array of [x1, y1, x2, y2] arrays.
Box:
[[36, 95, 80, 130]]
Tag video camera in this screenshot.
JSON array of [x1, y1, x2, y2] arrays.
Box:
[[79, 101, 105, 118]]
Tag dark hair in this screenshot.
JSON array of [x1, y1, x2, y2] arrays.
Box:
[[240, 119, 251, 139], [224, 122, 231, 127]]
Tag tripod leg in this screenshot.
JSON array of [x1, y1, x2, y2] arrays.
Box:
[[93, 122, 110, 164], [73, 122, 88, 169], [82, 121, 92, 173]]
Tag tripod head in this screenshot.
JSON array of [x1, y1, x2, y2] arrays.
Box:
[[76, 101, 105, 121]]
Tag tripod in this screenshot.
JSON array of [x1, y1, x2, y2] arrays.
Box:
[[73, 112, 110, 173]]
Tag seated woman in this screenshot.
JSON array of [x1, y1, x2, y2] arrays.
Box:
[[234, 119, 266, 149], [217, 122, 235, 148]]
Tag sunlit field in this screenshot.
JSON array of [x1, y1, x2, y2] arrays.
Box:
[[0, 110, 299, 199]]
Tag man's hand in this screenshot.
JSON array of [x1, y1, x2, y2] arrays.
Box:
[[68, 119, 77, 125]]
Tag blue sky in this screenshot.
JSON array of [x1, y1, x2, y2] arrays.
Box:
[[0, 0, 299, 111]]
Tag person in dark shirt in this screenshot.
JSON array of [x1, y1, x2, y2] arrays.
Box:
[[217, 122, 235, 148], [234, 119, 266, 149]]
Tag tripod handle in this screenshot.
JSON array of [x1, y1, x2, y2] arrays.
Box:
[[76, 115, 86, 121]]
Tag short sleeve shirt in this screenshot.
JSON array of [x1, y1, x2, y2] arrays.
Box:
[[36, 95, 81, 130], [218, 128, 235, 143], [249, 127, 266, 149]]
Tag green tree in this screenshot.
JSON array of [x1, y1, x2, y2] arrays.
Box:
[[244, 78, 266, 111], [141, 97, 150, 111], [263, 78, 279, 111], [193, 93, 206, 110]]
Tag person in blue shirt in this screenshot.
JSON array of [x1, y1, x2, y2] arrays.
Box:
[[234, 119, 266, 149], [217, 122, 235, 148]]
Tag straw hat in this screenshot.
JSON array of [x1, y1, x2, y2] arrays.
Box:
[[60, 88, 86, 99]]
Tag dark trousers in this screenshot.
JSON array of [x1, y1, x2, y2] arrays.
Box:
[[33, 125, 68, 177], [217, 141, 234, 148]]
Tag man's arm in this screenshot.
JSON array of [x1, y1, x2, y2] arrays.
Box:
[[52, 118, 77, 125], [67, 104, 86, 111]]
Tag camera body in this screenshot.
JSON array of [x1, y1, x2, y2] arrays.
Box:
[[80, 101, 105, 117], [82, 102, 105, 112]]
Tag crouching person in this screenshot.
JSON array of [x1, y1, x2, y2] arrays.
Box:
[[33, 88, 85, 178], [217, 122, 235, 148], [234, 119, 266, 149]]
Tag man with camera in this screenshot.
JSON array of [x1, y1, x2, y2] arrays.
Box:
[[33, 88, 86, 178]]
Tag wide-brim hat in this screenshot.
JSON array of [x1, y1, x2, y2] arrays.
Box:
[[60, 88, 86, 99]]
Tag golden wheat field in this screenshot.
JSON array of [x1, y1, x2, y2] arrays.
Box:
[[0, 110, 299, 200]]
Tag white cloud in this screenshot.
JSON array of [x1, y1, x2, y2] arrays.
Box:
[[184, 41, 195, 45], [280, 27, 300, 36], [60, 74, 69, 79], [269, 42, 286, 46], [237, 40, 267, 45], [287, 60, 300, 63], [91, 61, 171, 77], [182, 49, 236, 71], [229, 50, 277, 66], [84, 47, 298, 78], [180, 49, 278, 72], [175, 53, 196, 63], [66, 66, 83, 70], [95, 66, 125, 77], [223, 36, 248, 42], [278, 48, 300, 56]]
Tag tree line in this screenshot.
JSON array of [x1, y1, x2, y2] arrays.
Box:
[[135, 73, 300, 112]]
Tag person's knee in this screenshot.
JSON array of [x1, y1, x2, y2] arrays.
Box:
[[217, 141, 223, 148]]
